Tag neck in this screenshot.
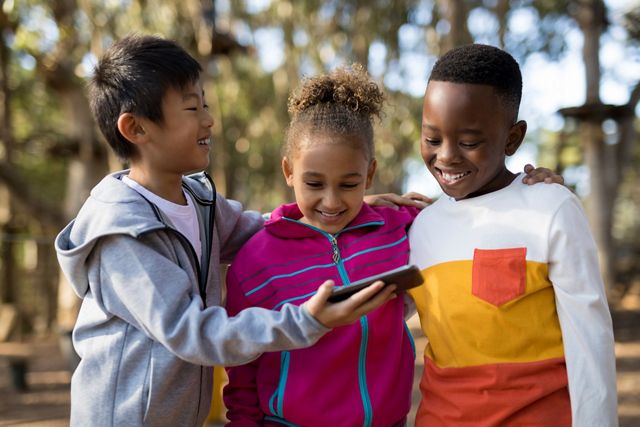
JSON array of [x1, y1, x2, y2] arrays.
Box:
[[462, 168, 516, 200], [127, 167, 186, 205]]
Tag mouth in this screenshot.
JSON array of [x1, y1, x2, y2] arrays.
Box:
[[317, 210, 346, 220], [197, 137, 211, 146], [436, 168, 471, 184]]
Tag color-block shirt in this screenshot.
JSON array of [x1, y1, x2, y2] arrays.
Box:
[[224, 203, 418, 427], [408, 175, 617, 427]]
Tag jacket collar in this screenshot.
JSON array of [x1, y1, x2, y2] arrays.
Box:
[[265, 202, 385, 238]]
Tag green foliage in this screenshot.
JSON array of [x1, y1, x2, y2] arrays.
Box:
[[0, 0, 639, 320]]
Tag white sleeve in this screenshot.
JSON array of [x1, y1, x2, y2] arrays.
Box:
[[548, 196, 618, 427]]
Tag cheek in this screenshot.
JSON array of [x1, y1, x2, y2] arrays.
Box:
[[420, 143, 432, 163]]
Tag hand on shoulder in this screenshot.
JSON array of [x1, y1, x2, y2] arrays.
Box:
[[364, 192, 432, 210], [521, 164, 564, 185]]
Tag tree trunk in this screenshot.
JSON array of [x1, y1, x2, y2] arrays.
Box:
[[0, 2, 17, 309], [31, 4, 110, 347], [436, 0, 473, 53], [575, 0, 617, 292]]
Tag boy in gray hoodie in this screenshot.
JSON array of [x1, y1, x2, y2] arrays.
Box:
[[54, 34, 398, 427]]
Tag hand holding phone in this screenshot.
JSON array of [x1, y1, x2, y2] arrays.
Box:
[[327, 265, 423, 303]]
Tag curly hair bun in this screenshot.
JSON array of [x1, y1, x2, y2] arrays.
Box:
[[288, 64, 383, 120]]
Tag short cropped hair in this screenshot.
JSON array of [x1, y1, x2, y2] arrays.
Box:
[[285, 64, 384, 161], [429, 44, 522, 122], [88, 34, 202, 160]]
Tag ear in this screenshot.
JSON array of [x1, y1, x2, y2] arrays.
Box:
[[281, 156, 294, 187], [505, 120, 527, 156], [365, 158, 377, 189], [117, 113, 149, 145]]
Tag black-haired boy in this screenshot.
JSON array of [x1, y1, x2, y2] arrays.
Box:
[[54, 34, 396, 426], [408, 44, 617, 426]]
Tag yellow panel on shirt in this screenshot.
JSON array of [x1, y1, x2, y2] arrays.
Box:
[[409, 259, 565, 368]]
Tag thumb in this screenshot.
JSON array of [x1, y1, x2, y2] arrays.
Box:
[[304, 280, 335, 321], [315, 280, 335, 301]]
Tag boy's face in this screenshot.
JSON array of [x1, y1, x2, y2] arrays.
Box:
[[138, 80, 213, 176], [282, 133, 376, 235], [421, 81, 525, 200]]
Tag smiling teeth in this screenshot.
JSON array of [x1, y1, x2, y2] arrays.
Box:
[[198, 137, 210, 146], [321, 212, 340, 217], [441, 171, 470, 182]]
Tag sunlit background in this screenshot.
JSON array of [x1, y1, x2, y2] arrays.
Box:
[[0, 0, 639, 425]]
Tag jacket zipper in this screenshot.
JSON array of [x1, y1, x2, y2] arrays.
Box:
[[181, 172, 216, 427], [142, 172, 217, 427], [272, 219, 382, 426], [325, 232, 372, 427], [325, 229, 373, 427]]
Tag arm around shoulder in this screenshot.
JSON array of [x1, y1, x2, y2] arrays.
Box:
[[215, 194, 264, 263]]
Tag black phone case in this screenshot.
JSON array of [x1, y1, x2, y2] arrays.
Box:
[[327, 265, 423, 302]]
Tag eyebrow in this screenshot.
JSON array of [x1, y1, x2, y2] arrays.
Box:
[[302, 171, 363, 179], [422, 123, 483, 135], [182, 92, 200, 102], [182, 88, 206, 101]]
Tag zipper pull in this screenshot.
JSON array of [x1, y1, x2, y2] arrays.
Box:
[[330, 236, 340, 264]]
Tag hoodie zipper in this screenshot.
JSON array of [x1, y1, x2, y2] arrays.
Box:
[[181, 172, 216, 427], [146, 204, 207, 303], [142, 172, 216, 427]]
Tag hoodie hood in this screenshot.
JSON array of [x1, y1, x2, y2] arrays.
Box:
[[54, 170, 215, 297]]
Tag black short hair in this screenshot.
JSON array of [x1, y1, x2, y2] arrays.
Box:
[[429, 44, 522, 122], [88, 34, 202, 160]]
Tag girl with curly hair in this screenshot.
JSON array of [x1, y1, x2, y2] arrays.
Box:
[[223, 64, 420, 426]]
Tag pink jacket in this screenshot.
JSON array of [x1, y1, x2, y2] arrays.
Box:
[[224, 203, 417, 427]]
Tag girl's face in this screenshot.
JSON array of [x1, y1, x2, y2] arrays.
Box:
[[282, 133, 376, 235]]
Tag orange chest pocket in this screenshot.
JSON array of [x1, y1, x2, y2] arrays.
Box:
[[471, 247, 527, 306]]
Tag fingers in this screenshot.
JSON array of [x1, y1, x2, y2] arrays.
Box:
[[363, 194, 400, 209], [523, 163, 534, 173], [349, 283, 397, 317], [343, 280, 388, 305], [522, 166, 563, 185], [401, 192, 433, 208], [365, 192, 431, 209], [305, 280, 397, 328], [546, 175, 564, 184]]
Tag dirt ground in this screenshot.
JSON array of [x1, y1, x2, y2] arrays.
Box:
[[1, 289, 639, 426]]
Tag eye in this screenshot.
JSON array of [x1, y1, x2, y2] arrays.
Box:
[[460, 141, 481, 148], [423, 138, 441, 146], [341, 183, 359, 189], [305, 182, 323, 188]]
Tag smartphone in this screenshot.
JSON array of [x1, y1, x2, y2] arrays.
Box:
[[327, 265, 423, 303]]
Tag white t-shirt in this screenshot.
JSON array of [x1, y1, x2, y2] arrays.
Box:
[[122, 175, 202, 263]]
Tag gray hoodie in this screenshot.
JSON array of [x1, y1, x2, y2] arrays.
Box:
[[55, 171, 328, 426]]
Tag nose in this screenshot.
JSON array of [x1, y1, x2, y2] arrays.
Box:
[[322, 189, 342, 210], [437, 140, 459, 165], [201, 109, 214, 128]]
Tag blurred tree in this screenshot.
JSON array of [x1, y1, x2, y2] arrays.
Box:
[[553, 0, 639, 292], [0, 0, 637, 339], [0, 0, 18, 310]]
